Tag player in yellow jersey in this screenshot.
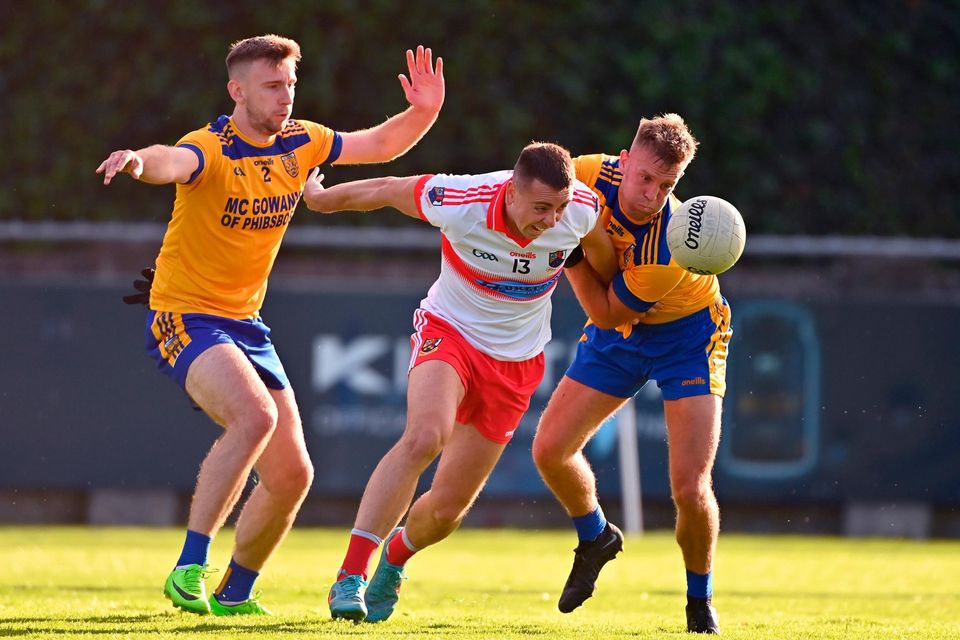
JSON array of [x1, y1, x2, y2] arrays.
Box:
[[96, 34, 444, 616], [532, 114, 728, 634]]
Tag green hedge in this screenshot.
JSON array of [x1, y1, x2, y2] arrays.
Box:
[[3, 0, 957, 236]]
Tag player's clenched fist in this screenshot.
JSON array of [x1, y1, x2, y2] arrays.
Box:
[[96, 149, 144, 184]]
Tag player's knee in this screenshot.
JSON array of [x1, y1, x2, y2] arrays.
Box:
[[397, 424, 448, 464], [431, 499, 470, 530], [671, 476, 713, 512], [232, 403, 279, 448], [531, 431, 566, 472], [266, 457, 314, 503]]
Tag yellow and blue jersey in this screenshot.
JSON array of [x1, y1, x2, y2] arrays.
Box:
[[150, 115, 341, 319], [569, 154, 731, 399], [574, 154, 719, 336]]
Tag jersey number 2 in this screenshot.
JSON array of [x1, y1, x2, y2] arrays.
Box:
[[261, 167, 272, 182]]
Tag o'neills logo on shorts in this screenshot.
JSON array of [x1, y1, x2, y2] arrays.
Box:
[[420, 338, 443, 354]]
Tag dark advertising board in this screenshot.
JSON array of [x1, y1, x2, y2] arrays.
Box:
[[1, 279, 957, 507]]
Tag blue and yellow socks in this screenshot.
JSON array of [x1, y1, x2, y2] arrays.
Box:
[[214, 558, 260, 604]]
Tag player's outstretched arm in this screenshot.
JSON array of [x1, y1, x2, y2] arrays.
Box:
[[303, 168, 424, 219], [335, 45, 444, 165], [96, 145, 199, 186]]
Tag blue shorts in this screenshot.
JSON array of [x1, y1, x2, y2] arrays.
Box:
[[144, 311, 289, 391], [565, 298, 732, 400]]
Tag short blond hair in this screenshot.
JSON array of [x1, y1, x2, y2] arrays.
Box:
[[632, 113, 699, 167], [226, 34, 301, 79]]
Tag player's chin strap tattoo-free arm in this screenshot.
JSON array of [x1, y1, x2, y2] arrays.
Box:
[[122, 268, 155, 305]]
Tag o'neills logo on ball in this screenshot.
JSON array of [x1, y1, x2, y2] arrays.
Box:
[[684, 198, 707, 249]]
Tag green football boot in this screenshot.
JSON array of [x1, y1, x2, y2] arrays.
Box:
[[328, 573, 368, 621], [163, 564, 215, 615], [365, 529, 407, 623], [209, 592, 272, 616]]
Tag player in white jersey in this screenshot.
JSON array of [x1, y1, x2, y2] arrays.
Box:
[[303, 142, 615, 622]]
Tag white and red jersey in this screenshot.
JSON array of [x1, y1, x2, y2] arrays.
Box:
[[412, 170, 600, 361]]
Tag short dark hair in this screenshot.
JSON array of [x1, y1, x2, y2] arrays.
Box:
[[512, 142, 575, 192], [226, 34, 301, 79]]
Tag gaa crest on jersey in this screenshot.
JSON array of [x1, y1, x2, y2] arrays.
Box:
[[420, 337, 443, 354], [281, 152, 299, 177], [549, 250, 566, 268], [428, 186, 445, 206]]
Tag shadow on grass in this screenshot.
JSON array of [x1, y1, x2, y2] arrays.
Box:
[[0, 614, 562, 636], [0, 613, 168, 637], [0, 614, 166, 624]]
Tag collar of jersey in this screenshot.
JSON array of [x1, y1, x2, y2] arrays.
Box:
[[227, 116, 280, 148], [611, 193, 668, 241], [486, 178, 533, 248]]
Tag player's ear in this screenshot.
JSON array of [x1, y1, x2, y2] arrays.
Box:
[[227, 79, 243, 103]]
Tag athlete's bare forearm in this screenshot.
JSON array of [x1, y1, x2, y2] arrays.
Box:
[[566, 262, 645, 329], [566, 263, 619, 329], [581, 221, 618, 285], [303, 172, 423, 219], [96, 144, 198, 185]]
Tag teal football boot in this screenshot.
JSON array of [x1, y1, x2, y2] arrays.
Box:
[[328, 573, 368, 621], [365, 528, 407, 622]]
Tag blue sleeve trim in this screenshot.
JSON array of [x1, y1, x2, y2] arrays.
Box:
[[179, 143, 204, 184], [326, 132, 343, 164], [612, 273, 655, 312], [656, 198, 674, 265]]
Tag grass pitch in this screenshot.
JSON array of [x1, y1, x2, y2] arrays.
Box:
[[0, 526, 957, 639]]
